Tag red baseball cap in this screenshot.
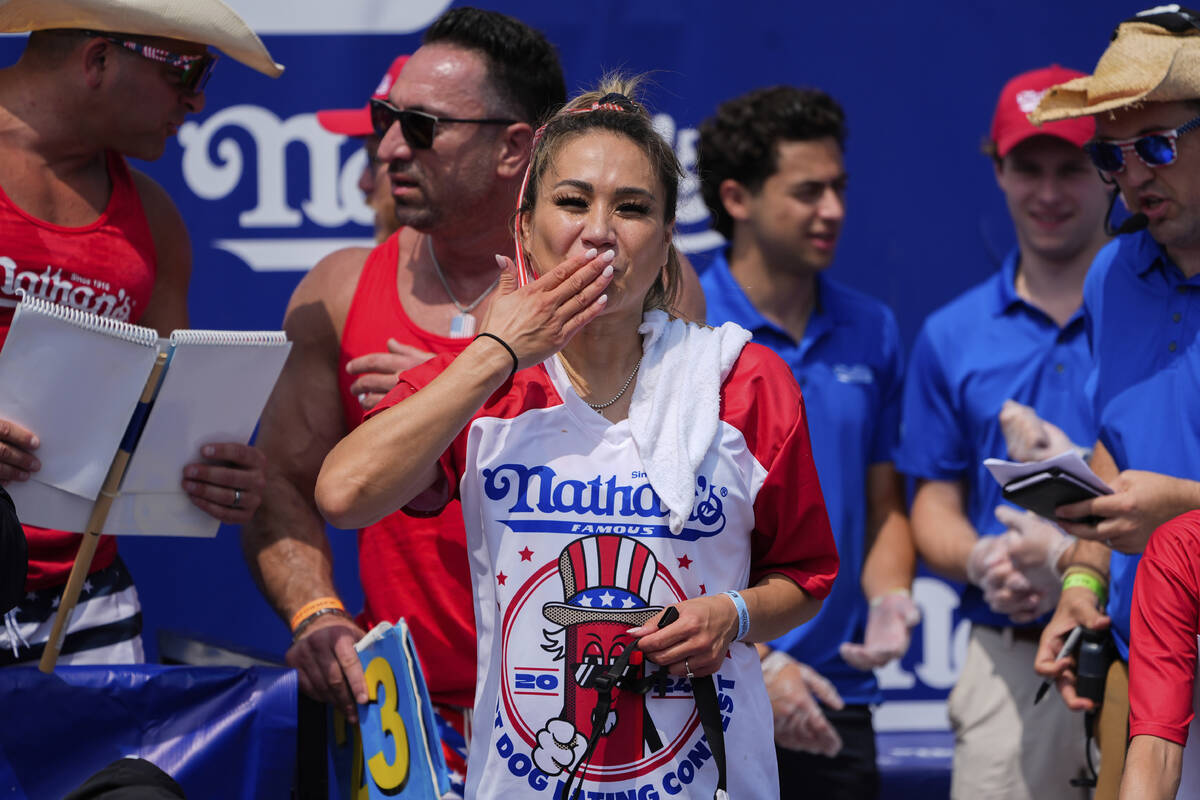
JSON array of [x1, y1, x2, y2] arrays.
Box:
[[990, 65, 1095, 158], [316, 54, 409, 137]]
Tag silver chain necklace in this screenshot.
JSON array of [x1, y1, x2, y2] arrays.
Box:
[[427, 237, 501, 338], [586, 355, 643, 410]]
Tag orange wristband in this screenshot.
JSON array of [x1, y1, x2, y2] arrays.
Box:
[[290, 597, 346, 632]]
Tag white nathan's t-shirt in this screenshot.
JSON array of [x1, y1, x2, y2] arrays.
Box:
[[379, 333, 837, 800]]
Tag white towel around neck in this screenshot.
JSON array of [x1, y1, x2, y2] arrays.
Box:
[[628, 310, 752, 534]]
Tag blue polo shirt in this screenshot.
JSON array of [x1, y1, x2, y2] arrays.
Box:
[[897, 249, 1095, 628], [1082, 230, 1200, 660], [701, 253, 902, 705]]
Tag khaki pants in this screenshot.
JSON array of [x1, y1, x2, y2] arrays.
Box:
[[1094, 659, 1129, 800], [948, 626, 1091, 799]]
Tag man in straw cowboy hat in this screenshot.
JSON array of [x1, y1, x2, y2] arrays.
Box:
[[1027, 5, 1200, 797], [0, 0, 281, 666]]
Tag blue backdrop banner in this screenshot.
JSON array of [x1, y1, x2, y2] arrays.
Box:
[[0, 665, 296, 799]]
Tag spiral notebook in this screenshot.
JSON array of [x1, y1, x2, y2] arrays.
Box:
[[0, 295, 291, 537]]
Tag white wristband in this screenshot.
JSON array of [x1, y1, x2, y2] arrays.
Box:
[[723, 590, 750, 641]]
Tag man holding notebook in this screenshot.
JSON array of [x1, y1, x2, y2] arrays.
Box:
[[1026, 8, 1200, 794], [0, 0, 282, 664], [896, 65, 1111, 797]]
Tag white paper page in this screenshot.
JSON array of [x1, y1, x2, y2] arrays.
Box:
[[102, 491, 217, 537], [3, 479, 93, 532], [119, 333, 290, 502], [0, 300, 158, 503], [983, 450, 1114, 495]]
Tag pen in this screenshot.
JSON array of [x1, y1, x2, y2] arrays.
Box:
[[1034, 625, 1084, 705]]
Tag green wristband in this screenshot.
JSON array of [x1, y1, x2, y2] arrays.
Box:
[[1062, 572, 1107, 606]]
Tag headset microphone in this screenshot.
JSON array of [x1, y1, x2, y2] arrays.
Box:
[[1114, 212, 1149, 235], [1103, 186, 1149, 236]]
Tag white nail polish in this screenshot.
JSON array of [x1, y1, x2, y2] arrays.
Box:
[[598, 294, 608, 305], [585, 247, 598, 259], [602, 265, 613, 278], [494, 254, 506, 268], [602, 249, 616, 262]]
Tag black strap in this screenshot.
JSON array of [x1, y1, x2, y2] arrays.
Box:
[[692, 675, 729, 797], [559, 606, 729, 800]]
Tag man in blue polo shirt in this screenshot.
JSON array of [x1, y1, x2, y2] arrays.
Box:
[[1027, 9, 1200, 796], [697, 86, 918, 799], [897, 66, 1112, 799]]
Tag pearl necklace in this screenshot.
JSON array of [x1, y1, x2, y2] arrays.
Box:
[[586, 355, 643, 410]]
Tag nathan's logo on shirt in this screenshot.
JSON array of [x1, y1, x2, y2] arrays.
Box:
[[481, 464, 728, 541], [0, 259, 135, 319], [833, 363, 874, 385], [491, 534, 736, 794]]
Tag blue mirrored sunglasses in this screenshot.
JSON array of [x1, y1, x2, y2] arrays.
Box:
[[1083, 115, 1200, 175]]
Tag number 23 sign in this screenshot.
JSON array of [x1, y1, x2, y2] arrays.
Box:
[[330, 621, 450, 800]]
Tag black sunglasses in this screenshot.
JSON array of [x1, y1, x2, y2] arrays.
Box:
[[368, 98, 516, 149], [83, 31, 217, 94]]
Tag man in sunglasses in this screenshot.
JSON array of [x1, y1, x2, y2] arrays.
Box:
[[240, 9, 565, 795], [1027, 7, 1200, 797], [0, 2, 281, 665], [897, 65, 1112, 799]]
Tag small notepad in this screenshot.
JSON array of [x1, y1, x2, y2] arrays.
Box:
[[0, 295, 291, 537]]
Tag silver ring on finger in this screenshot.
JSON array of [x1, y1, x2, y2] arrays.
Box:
[[232, 488, 242, 508], [685, 659, 694, 679]]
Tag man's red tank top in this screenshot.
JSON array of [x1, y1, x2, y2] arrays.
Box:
[[0, 151, 158, 590], [337, 231, 476, 708]]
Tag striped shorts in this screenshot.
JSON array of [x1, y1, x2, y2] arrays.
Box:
[[0, 556, 143, 666]]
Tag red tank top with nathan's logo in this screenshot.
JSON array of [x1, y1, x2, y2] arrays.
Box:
[[0, 151, 158, 590]]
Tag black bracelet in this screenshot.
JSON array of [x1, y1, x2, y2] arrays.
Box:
[[291, 607, 351, 642], [473, 332, 519, 381]]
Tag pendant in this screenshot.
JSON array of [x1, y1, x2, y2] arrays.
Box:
[[449, 312, 476, 338]]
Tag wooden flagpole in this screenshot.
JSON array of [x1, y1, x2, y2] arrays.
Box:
[[38, 352, 169, 673]]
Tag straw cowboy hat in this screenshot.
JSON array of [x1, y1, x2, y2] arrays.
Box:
[[1031, 13, 1200, 122], [0, 0, 283, 78]]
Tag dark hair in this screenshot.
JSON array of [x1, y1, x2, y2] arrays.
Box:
[[424, 7, 566, 125], [517, 74, 683, 314], [697, 86, 847, 239]]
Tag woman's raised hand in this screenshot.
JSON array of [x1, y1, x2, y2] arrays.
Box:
[[482, 248, 615, 369]]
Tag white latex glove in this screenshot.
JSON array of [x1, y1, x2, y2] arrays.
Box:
[[966, 535, 1008, 587], [998, 399, 1080, 463], [983, 506, 1072, 623], [760, 650, 844, 757], [839, 590, 920, 670], [968, 535, 1043, 620]]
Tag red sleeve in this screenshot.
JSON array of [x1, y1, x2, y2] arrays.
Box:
[[366, 357, 557, 516], [721, 343, 838, 599], [367, 352, 462, 516], [1129, 510, 1200, 746]]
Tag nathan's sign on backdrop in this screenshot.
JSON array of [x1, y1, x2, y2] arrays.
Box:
[[175, 108, 721, 273]]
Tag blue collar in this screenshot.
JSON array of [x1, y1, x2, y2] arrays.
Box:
[[990, 249, 1023, 316], [990, 247, 1086, 329], [709, 253, 835, 347], [1127, 229, 1176, 279]]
